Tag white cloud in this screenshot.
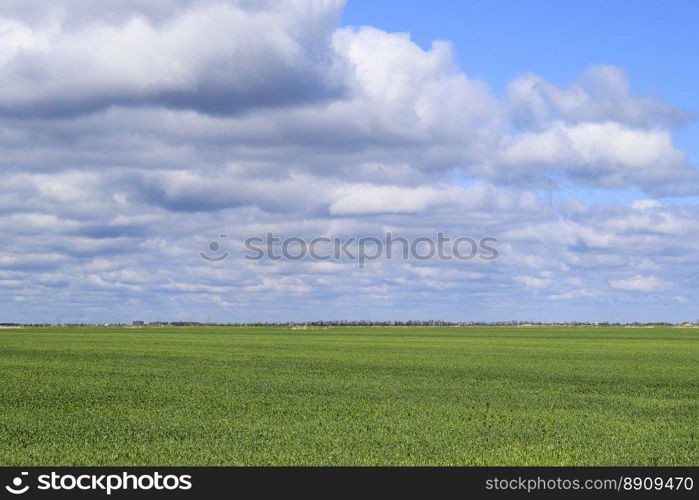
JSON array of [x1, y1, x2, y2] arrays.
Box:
[[333, 26, 498, 139], [631, 199, 661, 210], [330, 185, 445, 215], [497, 122, 689, 187], [0, 0, 345, 116], [609, 275, 671, 292], [508, 65, 692, 128], [514, 275, 552, 289], [0, 0, 696, 323], [549, 288, 599, 301]]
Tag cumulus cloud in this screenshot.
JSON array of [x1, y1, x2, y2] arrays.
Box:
[[508, 65, 693, 129], [495, 122, 693, 190], [631, 199, 662, 210], [0, 0, 346, 116], [328, 182, 542, 216], [513, 275, 552, 290], [0, 0, 697, 323], [609, 275, 671, 292]]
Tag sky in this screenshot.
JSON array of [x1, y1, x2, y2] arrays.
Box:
[[0, 0, 698, 324]]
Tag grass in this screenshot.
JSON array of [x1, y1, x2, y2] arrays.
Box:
[[0, 325, 696, 465]]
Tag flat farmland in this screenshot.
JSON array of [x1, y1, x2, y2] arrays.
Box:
[[0, 326, 696, 465]]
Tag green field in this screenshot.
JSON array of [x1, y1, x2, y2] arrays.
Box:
[[0, 326, 696, 465]]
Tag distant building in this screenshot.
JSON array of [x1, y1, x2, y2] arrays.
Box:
[[132, 320, 145, 326]]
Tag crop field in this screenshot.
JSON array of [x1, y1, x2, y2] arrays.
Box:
[[0, 326, 696, 465]]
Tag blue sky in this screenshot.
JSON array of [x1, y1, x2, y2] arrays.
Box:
[[0, 0, 697, 324]]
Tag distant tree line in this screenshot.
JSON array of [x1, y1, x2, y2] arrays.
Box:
[[4, 320, 697, 327]]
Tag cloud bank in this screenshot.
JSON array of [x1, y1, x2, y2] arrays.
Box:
[[0, 0, 697, 323]]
